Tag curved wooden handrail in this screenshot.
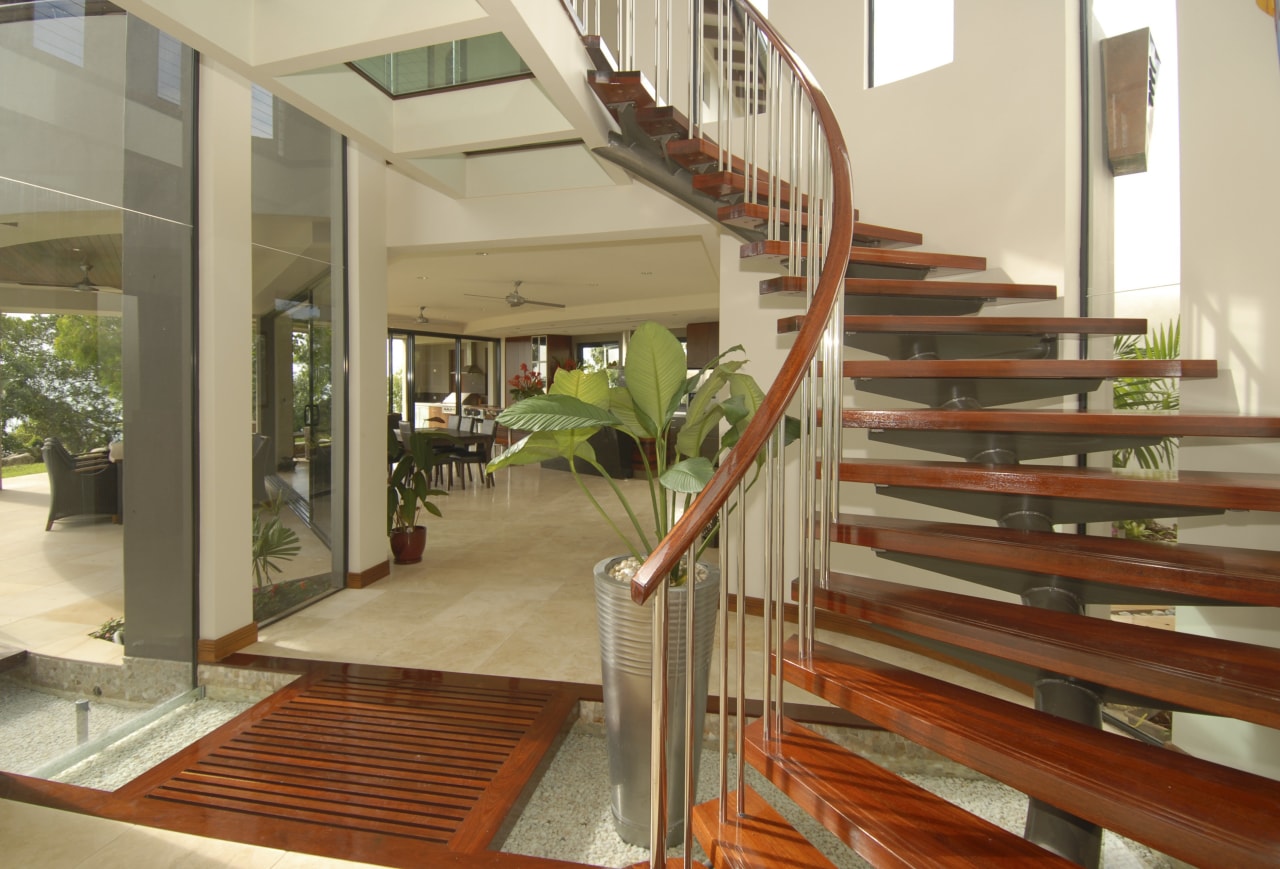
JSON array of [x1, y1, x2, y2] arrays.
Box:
[[630, 2, 855, 605]]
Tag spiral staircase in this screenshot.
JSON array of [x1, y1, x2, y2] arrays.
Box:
[[573, 2, 1280, 867]]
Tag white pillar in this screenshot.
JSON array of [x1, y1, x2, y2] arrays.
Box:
[[197, 58, 254, 646], [346, 140, 391, 580]]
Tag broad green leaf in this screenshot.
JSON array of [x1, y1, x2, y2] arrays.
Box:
[[659, 456, 715, 494], [496, 394, 619, 432], [676, 405, 723, 457], [683, 360, 743, 436], [549, 368, 610, 408], [609, 387, 649, 439], [623, 321, 687, 437], [727, 372, 765, 419], [553, 426, 600, 462], [485, 432, 567, 471]]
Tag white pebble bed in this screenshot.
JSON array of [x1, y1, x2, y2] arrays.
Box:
[[501, 722, 1172, 868], [52, 697, 253, 790], [0, 676, 250, 789], [0, 677, 145, 774]]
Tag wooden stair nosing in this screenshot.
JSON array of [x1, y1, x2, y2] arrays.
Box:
[[838, 408, 1280, 439], [834, 458, 1280, 513], [716, 201, 921, 245], [695, 170, 808, 209], [690, 786, 838, 869], [761, 274, 1059, 301], [812, 571, 1280, 729], [743, 239, 986, 272], [831, 514, 1280, 607], [587, 69, 656, 110], [836, 358, 1219, 380], [779, 314, 1147, 337], [741, 717, 1078, 867], [784, 636, 1280, 869]]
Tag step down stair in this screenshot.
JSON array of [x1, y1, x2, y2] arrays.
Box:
[[781, 636, 1280, 868], [690, 786, 837, 869], [742, 716, 1078, 867], [808, 571, 1280, 728]]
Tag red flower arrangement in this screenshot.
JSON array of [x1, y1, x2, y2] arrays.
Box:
[[508, 363, 546, 401]]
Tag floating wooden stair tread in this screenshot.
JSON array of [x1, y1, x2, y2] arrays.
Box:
[[717, 201, 921, 246], [762, 275, 1058, 302], [782, 636, 1280, 869], [587, 70, 656, 109], [780, 315, 1145, 336], [811, 571, 1280, 728], [832, 514, 1280, 607], [741, 717, 1075, 867], [834, 458, 1280, 512], [690, 786, 838, 869], [666, 136, 746, 174], [743, 240, 986, 273], [838, 358, 1218, 379], [695, 171, 807, 209], [840, 408, 1280, 437]]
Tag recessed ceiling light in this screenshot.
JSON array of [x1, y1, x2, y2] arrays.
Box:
[[416, 275, 428, 280], [640, 271, 652, 275], [475, 251, 488, 257]]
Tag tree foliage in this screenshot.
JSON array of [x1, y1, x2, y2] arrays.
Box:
[[0, 313, 122, 456]]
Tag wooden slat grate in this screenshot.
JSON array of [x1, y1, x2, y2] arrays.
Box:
[[142, 670, 573, 850]]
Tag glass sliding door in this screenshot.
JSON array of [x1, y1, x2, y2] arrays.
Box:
[[0, 3, 198, 785], [250, 89, 345, 624], [387, 331, 500, 431]]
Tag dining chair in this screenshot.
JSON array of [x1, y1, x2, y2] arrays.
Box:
[[450, 418, 497, 489]]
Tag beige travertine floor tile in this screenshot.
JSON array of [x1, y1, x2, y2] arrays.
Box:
[[0, 799, 127, 868], [83, 823, 285, 869]]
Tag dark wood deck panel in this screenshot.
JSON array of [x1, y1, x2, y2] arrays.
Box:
[[3, 658, 593, 869], [139, 669, 578, 853]]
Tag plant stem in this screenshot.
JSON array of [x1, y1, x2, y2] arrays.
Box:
[[569, 460, 652, 558]]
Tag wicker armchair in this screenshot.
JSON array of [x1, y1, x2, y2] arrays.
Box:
[[42, 438, 120, 530]]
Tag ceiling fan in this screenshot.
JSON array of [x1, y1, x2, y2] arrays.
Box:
[[17, 262, 119, 293], [416, 306, 430, 324], [465, 280, 565, 309]]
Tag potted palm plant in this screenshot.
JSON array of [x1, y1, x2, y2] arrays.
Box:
[[488, 320, 780, 846], [387, 430, 449, 564]]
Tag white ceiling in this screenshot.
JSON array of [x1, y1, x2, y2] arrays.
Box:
[[113, 0, 724, 339]]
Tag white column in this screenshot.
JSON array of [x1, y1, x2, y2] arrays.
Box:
[[346, 140, 391, 577], [197, 58, 254, 642]]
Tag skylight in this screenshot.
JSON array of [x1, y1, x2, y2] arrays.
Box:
[[351, 33, 530, 97]]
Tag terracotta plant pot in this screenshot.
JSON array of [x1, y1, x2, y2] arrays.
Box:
[[389, 525, 427, 564]]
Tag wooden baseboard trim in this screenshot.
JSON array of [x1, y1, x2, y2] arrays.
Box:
[[348, 559, 390, 589], [197, 622, 258, 664]]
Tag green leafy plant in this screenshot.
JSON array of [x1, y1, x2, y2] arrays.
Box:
[[89, 615, 125, 641], [252, 490, 302, 588], [1113, 318, 1180, 542], [488, 321, 786, 578], [387, 430, 449, 534], [1112, 318, 1181, 470]]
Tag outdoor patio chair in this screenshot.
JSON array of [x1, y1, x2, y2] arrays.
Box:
[[42, 437, 120, 530]]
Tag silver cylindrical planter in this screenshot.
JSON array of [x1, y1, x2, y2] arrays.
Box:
[[594, 555, 720, 847]]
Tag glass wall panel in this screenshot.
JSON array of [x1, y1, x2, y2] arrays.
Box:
[[387, 331, 500, 431], [0, 2, 197, 784], [250, 90, 345, 624]]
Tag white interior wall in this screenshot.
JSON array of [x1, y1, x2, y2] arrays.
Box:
[[769, 0, 1078, 308], [756, 0, 1080, 596], [1174, 0, 1280, 781]]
